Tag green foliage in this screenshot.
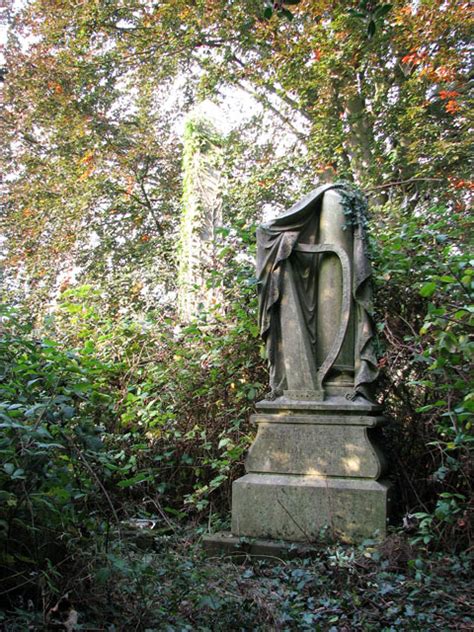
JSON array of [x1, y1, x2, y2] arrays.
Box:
[[51, 227, 265, 516], [0, 247, 265, 611], [373, 200, 473, 549], [0, 305, 118, 600]]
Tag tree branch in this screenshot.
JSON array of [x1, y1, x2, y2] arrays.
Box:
[[233, 81, 308, 141], [367, 177, 444, 192]]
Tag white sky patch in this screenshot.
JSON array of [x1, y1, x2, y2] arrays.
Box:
[[183, 89, 263, 138]]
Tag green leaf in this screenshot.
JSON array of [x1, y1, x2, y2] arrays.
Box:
[[95, 567, 111, 584], [62, 405, 76, 419], [279, 8, 294, 21], [367, 19, 376, 38], [374, 4, 393, 19], [3, 463, 15, 476], [263, 7, 273, 19], [420, 281, 437, 297], [117, 472, 153, 488], [348, 9, 367, 18]]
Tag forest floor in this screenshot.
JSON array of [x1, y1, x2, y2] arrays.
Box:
[[5, 526, 471, 631]]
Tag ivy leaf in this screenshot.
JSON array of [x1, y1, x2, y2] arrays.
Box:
[[3, 463, 15, 476], [62, 405, 76, 419]]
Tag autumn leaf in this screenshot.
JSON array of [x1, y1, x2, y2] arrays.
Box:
[[445, 100, 460, 114]]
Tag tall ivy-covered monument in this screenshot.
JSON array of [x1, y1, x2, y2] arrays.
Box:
[[177, 115, 223, 321], [206, 184, 391, 551]]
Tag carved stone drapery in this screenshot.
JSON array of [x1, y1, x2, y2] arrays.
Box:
[[256, 183, 378, 401]]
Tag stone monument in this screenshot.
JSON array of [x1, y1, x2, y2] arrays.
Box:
[[205, 184, 391, 553]]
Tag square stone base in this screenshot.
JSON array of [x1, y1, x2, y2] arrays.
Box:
[[232, 473, 391, 543]]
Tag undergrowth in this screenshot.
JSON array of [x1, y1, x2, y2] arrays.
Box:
[[1, 528, 472, 631], [0, 206, 472, 624]]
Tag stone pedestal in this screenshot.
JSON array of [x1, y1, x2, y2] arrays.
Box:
[[230, 396, 391, 544]]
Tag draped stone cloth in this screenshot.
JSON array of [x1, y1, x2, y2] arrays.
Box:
[[256, 183, 378, 400]]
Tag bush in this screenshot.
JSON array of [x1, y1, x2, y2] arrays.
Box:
[[0, 305, 119, 607], [373, 201, 473, 550]]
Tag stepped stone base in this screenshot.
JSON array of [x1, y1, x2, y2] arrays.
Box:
[[232, 473, 391, 543], [204, 396, 392, 552]]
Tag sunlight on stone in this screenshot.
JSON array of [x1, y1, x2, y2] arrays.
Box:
[[271, 451, 290, 465], [305, 468, 323, 477], [341, 456, 361, 473]]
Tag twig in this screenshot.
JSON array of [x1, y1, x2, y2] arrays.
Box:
[[65, 435, 122, 531], [206, 553, 288, 565], [145, 495, 178, 533], [367, 177, 444, 191]]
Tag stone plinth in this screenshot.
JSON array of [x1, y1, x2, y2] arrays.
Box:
[[232, 474, 390, 543], [230, 397, 391, 544]]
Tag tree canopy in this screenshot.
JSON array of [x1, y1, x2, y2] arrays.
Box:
[[2, 0, 471, 304]]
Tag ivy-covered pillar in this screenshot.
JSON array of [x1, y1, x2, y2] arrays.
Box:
[[177, 115, 224, 321]]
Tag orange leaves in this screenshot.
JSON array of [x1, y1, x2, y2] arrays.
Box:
[[315, 163, 336, 176], [78, 151, 96, 181], [434, 66, 457, 82], [401, 49, 427, 66], [78, 165, 95, 181], [419, 64, 458, 85], [439, 90, 460, 100], [81, 151, 95, 164], [444, 99, 460, 114], [449, 177, 474, 191], [47, 81, 63, 94], [178, 6, 192, 20], [394, 4, 412, 24], [439, 91, 461, 115]]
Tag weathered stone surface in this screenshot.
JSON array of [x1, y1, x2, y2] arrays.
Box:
[[202, 532, 319, 560], [245, 422, 386, 478], [280, 259, 320, 395], [316, 189, 355, 372], [206, 186, 393, 550], [232, 474, 391, 543], [256, 396, 381, 413], [257, 184, 379, 400], [252, 413, 386, 426]]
